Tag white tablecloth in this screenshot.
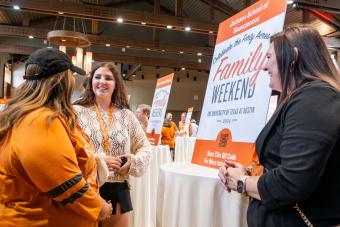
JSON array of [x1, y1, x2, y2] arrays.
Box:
[[174, 136, 196, 162], [156, 163, 249, 227], [130, 145, 172, 227]]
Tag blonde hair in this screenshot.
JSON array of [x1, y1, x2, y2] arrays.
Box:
[[137, 104, 151, 117], [0, 64, 77, 139]]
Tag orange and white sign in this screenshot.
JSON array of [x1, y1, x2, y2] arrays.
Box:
[[183, 107, 193, 136], [0, 99, 8, 111], [146, 73, 174, 145], [192, 0, 287, 169]]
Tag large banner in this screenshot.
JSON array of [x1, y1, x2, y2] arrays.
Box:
[[179, 107, 194, 136], [184, 107, 193, 136], [192, 0, 287, 169], [146, 73, 174, 145]]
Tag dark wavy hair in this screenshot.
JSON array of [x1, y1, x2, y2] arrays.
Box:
[[74, 62, 130, 109], [270, 24, 340, 104]]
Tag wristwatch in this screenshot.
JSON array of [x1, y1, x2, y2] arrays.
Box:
[[237, 176, 250, 194]]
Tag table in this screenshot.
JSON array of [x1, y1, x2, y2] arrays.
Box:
[[174, 136, 196, 162], [156, 163, 249, 227], [129, 145, 172, 227]]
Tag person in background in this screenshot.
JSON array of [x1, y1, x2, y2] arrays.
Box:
[[73, 62, 151, 227], [190, 119, 199, 137], [161, 112, 179, 160], [135, 104, 151, 132], [219, 24, 340, 227], [0, 48, 112, 227], [178, 112, 192, 136]]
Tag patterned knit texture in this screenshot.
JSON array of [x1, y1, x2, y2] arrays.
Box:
[[74, 105, 152, 183]]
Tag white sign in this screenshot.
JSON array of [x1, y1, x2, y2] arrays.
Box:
[[146, 73, 174, 145], [192, 0, 287, 168]]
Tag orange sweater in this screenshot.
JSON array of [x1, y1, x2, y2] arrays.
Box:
[[0, 108, 102, 227], [161, 121, 178, 149]]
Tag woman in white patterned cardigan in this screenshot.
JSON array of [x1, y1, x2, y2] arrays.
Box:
[[74, 62, 151, 227]]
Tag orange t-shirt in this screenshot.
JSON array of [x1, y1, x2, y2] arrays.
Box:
[[161, 121, 178, 149], [0, 108, 103, 227]]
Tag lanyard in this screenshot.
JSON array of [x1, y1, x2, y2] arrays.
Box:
[[94, 104, 113, 153]]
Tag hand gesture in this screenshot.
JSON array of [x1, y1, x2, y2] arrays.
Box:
[[118, 154, 132, 175], [105, 156, 121, 172], [98, 199, 112, 221]]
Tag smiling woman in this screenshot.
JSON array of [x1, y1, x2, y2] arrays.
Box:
[[219, 24, 340, 227], [92, 67, 116, 100], [73, 62, 152, 227], [262, 43, 282, 92]]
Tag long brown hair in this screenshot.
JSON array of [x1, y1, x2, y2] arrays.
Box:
[[74, 62, 130, 109], [270, 24, 340, 104], [0, 65, 77, 139]]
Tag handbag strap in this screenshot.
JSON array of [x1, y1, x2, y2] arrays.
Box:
[[293, 204, 314, 227]]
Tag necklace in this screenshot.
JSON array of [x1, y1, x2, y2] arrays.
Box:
[[94, 104, 113, 153]]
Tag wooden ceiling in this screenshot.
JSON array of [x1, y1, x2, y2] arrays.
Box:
[[0, 0, 338, 71]]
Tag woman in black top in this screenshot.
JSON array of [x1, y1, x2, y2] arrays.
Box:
[[219, 24, 340, 227]]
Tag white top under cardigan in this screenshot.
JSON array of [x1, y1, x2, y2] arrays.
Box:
[[74, 105, 152, 183]]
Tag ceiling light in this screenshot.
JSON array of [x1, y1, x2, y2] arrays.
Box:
[[141, 22, 146, 25], [197, 52, 202, 56], [161, 49, 165, 52], [287, 0, 294, 4], [181, 67, 186, 70], [58, 12, 64, 15], [147, 48, 151, 51], [179, 51, 184, 54], [13, 5, 20, 10], [117, 17, 124, 23], [166, 25, 172, 29], [209, 31, 214, 34], [105, 43, 111, 47], [28, 35, 34, 39], [48, 17, 93, 74], [126, 45, 130, 48], [185, 26, 191, 31]]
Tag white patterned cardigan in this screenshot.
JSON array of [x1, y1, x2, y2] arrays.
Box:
[[74, 105, 152, 183]]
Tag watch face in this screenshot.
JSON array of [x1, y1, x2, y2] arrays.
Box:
[[237, 180, 244, 193]]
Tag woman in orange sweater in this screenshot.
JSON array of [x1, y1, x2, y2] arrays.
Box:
[[0, 48, 112, 227], [161, 112, 178, 160]]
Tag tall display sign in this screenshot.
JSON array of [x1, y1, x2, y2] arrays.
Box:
[[192, 0, 287, 169], [146, 73, 174, 145], [183, 107, 193, 136]]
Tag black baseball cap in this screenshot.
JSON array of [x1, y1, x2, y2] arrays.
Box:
[[23, 47, 86, 80]]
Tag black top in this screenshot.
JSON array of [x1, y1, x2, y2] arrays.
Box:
[[248, 81, 340, 227]]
